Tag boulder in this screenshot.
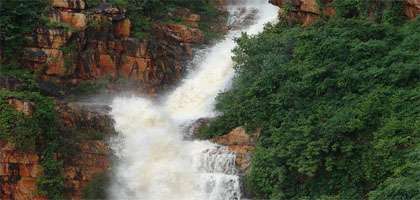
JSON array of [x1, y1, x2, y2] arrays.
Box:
[[211, 127, 260, 176], [211, 126, 254, 145]]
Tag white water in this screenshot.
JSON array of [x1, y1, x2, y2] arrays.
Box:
[[109, 1, 278, 199]]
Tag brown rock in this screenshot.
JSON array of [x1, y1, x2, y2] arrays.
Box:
[[177, 8, 191, 18], [16, 177, 38, 197], [211, 127, 260, 176], [228, 145, 255, 155], [75, 52, 95, 79], [122, 37, 148, 58], [7, 98, 34, 116], [295, 11, 320, 25], [19, 164, 32, 177], [24, 47, 74, 77], [27, 28, 72, 48], [300, 0, 320, 14], [98, 54, 117, 79], [4, 152, 39, 164], [0, 102, 112, 200], [51, 0, 85, 10], [60, 11, 87, 30], [407, 0, 420, 9], [186, 14, 201, 22], [269, 0, 285, 7], [114, 19, 131, 37], [271, 0, 419, 24], [160, 24, 204, 43], [211, 127, 252, 145], [177, 8, 200, 24], [404, 3, 420, 19], [120, 56, 149, 81], [30, 165, 44, 177], [65, 167, 79, 179]]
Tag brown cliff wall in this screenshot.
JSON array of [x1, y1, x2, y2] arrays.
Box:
[[269, 0, 420, 25], [23, 0, 225, 97], [2, 1, 228, 199], [0, 100, 114, 200]]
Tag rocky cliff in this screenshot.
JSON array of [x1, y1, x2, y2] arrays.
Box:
[[269, 0, 420, 25], [23, 0, 226, 97], [1, 100, 114, 200], [1, 0, 229, 199]]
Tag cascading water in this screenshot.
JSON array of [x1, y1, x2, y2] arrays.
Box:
[[109, 1, 278, 199]]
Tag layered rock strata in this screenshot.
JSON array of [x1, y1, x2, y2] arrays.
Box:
[[23, 0, 224, 97]]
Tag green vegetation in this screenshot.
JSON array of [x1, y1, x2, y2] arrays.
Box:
[[201, 2, 420, 199], [0, 0, 49, 63], [0, 90, 71, 199]]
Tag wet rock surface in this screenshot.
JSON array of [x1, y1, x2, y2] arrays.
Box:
[[211, 127, 260, 177]]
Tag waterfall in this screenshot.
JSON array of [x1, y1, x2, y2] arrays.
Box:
[[109, 1, 278, 199]]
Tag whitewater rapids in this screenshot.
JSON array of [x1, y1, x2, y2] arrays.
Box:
[[109, 1, 278, 199]]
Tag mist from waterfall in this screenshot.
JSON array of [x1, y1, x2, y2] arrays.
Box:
[[109, 1, 278, 199]]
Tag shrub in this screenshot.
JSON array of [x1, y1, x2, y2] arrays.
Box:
[[201, 9, 420, 199]]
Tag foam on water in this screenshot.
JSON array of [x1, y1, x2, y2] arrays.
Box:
[[109, 1, 278, 199]]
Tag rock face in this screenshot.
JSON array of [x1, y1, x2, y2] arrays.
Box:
[[404, 0, 420, 19], [211, 127, 260, 177], [6, 98, 35, 116], [269, 0, 420, 25], [269, 0, 333, 25], [0, 101, 114, 200], [22, 0, 221, 97], [177, 8, 201, 27]]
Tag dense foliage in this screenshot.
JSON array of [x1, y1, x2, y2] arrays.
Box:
[[201, 6, 420, 200], [0, 0, 49, 61]]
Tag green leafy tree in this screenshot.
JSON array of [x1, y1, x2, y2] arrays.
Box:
[[201, 5, 420, 199]]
